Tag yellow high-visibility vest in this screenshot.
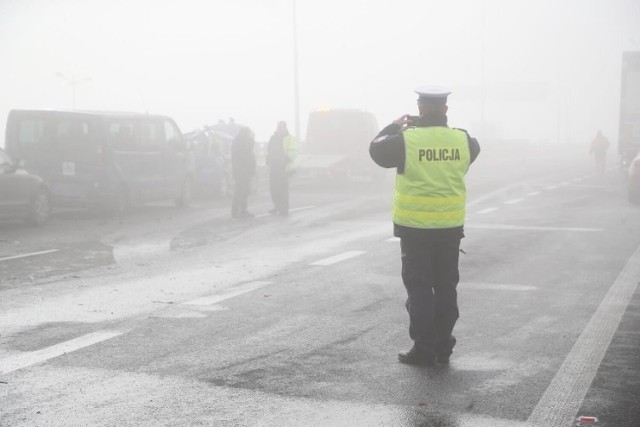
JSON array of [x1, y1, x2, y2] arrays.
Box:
[[284, 135, 298, 172], [393, 127, 471, 228]]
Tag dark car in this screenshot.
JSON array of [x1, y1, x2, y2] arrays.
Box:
[[0, 147, 51, 225], [628, 151, 640, 204]]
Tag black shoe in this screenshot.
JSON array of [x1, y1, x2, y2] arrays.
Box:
[[436, 336, 456, 364], [398, 346, 436, 366]]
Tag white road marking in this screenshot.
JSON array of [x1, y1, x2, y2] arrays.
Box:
[[460, 282, 538, 291], [477, 207, 499, 214], [0, 331, 123, 375], [526, 191, 541, 196], [467, 183, 527, 208], [310, 251, 366, 266], [528, 243, 640, 425], [545, 185, 558, 190], [386, 237, 400, 242], [184, 281, 273, 306], [289, 205, 315, 213], [466, 224, 602, 232], [0, 249, 59, 263], [503, 198, 524, 205], [256, 205, 315, 218]]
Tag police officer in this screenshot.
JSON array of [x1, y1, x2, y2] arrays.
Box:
[[267, 121, 298, 215], [231, 126, 257, 219], [369, 86, 480, 366]]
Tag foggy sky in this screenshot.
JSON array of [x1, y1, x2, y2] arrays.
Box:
[[0, 0, 638, 145]]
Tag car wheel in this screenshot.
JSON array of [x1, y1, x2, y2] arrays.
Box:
[[175, 177, 193, 207], [26, 188, 51, 226]]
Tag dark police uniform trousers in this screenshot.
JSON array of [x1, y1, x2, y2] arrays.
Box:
[[400, 230, 461, 355]]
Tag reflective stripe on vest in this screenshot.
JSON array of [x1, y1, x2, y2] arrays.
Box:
[[393, 127, 470, 228]]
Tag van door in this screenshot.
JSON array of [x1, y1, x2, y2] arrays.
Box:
[[49, 116, 97, 205], [133, 119, 166, 202], [162, 119, 191, 199]]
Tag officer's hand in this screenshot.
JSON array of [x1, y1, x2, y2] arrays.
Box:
[[393, 114, 412, 127]]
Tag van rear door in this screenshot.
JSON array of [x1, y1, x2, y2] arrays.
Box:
[[127, 119, 165, 202]]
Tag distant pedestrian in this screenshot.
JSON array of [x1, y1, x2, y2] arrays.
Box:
[[267, 121, 297, 215], [590, 130, 610, 174], [231, 127, 256, 219], [370, 85, 480, 366]]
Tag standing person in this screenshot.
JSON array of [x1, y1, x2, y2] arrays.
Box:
[[369, 86, 480, 366], [590, 130, 610, 174], [267, 121, 297, 215], [231, 127, 256, 219]]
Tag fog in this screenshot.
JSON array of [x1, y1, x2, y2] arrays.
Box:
[[1, 0, 638, 145]]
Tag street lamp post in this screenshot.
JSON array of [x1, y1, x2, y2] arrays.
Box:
[[292, 0, 301, 140], [54, 72, 91, 110]]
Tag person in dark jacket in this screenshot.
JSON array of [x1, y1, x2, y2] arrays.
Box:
[[369, 86, 480, 366], [231, 127, 256, 219]]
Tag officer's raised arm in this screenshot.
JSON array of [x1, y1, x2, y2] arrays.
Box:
[[368, 117, 407, 170]]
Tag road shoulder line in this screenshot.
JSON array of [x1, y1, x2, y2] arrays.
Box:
[[527, 243, 640, 425]]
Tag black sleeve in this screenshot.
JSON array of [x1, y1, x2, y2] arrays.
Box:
[[369, 123, 405, 171], [467, 134, 480, 164]]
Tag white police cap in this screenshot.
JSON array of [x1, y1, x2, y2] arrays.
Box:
[[415, 85, 451, 104]]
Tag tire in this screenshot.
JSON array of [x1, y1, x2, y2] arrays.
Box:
[[175, 177, 193, 207], [25, 188, 51, 226]]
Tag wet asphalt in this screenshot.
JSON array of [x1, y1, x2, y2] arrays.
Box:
[[1, 142, 639, 426]]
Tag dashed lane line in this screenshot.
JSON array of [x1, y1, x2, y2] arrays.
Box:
[[184, 281, 273, 306], [526, 191, 541, 196], [466, 224, 603, 232], [0, 249, 60, 263], [0, 331, 124, 375], [503, 198, 524, 205], [255, 205, 315, 219], [460, 282, 538, 291], [528, 242, 640, 425], [477, 207, 499, 214], [310, 251, 366, 266]]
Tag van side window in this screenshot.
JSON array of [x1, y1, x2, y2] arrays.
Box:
[[107, 122, 137, 151], [139, 121, 164, 151], [164, 120, 184, 151], [55, 120, 91, 150], [18, 119, 45, 148]]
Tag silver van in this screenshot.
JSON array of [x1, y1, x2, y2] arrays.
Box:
[[4, 110, 195, 214]]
